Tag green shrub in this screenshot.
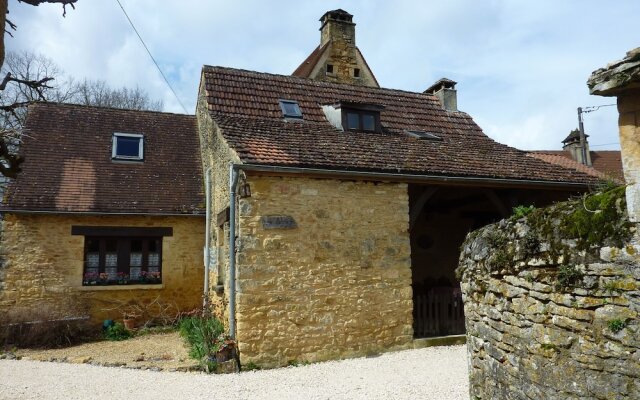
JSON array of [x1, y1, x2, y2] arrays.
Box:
[[512, 205, 535, 219], [178, 316, 224, 360], [607, 319, 626, 333], [556, 265, 584, 289], [104, 322, 133, 341]]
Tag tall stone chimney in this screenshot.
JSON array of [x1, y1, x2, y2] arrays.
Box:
[[562, 129, 592, 166], [292, 10, 379, 87], [425, 78, 458, 112]]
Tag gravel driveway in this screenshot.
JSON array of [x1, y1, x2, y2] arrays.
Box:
[[0, 345, 469, 400]]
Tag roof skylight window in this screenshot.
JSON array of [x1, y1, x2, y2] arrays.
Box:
[[279, 99, 303, 119], [406, 130, 442, 141], [112, 132, 144, 161]]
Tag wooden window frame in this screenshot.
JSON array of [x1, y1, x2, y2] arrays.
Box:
[[82, 236, 163, 286], [342, 108, 381, 132], [74, 226, 172, 286]]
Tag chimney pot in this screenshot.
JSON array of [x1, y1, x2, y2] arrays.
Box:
[[425, 78, 458, 112]]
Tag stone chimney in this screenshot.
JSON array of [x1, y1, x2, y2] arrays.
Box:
[[291, 10, 379, 87], [562, 129, 592, 166], [425, 78, 458, 112]]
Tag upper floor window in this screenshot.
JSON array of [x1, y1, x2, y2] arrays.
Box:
[[343, 109, 380, 132], [112, 132, 144, 161], [279, 99, 303, 119], [326, 63, 334, 75]]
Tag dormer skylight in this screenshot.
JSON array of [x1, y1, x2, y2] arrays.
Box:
[[279, 99, 303, 119], [112, 132, 144, 161], [406, 130, 442, 141]]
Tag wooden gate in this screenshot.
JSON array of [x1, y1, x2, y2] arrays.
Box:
[[413, 286, 465, 338]]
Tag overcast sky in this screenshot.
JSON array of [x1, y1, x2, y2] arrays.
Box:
[[6, 0, 638, 150]]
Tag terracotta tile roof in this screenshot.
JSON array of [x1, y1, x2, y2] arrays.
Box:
[[591, 151, 624, 181], [530, 150, 623, 182], [2, 103, 204, 214], [292, 43, 329, 78], [202, 66, 600, 185]]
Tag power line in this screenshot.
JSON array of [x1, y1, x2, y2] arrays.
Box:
[[114, 0, 188, 114], [582, 104, 616, 114], [590, 142, 620, 147]]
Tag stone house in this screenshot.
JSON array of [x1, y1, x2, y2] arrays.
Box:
[[0, 9, 606, 366], [530, 129, 624, 182], [0, 103, 205, 324], [198, 9, 603, 367]]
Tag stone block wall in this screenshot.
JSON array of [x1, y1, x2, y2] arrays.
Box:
[[235, 175, 413, 367], [457, 190, 639, 399], [0, 214, 205, 325], [618, 93, 640, 221]]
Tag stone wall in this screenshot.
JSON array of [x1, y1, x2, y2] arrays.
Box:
[[195, 75, 241, 322], [617, 93, 640, 221], [0, 214, 205, 324], [457, 188, 639, 399], [235, 175, 413, 367]]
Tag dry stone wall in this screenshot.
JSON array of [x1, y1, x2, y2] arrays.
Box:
[[235, 176, 413, 368], [457, 189, 639, 399]]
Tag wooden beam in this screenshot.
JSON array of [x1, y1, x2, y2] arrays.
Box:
[[482, 189, 509, 218], [410, 186, 438, 229], [71, 226, 173, 237]]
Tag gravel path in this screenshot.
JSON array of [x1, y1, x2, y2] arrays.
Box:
[[0, 345, 469, 400]]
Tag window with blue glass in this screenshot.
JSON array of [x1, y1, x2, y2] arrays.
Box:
[[279, 99, 303, 119], [112, 132, 144, 161]]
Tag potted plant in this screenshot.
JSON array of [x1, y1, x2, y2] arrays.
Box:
[[214, 335, 236, 362], [116, 272, 129, 284], [122, 312, 137, 330], [83, 272, 98, 285]]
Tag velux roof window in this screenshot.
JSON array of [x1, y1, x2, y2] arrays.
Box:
[[405, 130, 442, 141], [112, 132, 144, 161], [279, 99, 303, 119]]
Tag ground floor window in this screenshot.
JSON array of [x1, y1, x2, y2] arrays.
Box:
[[83, 237, 162, 285], [73, 226, 172, 286]]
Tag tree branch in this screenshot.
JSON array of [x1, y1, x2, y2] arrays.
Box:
[[17, 0, 77, 17], [0, 72, 53, 100], [0, 131, 24, 179]]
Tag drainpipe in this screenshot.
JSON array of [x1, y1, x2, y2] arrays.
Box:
[[228, 164, 240, 339], [203, 167, 212, 308]]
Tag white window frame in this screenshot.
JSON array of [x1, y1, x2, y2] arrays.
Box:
[[112, 132, 144, 161]]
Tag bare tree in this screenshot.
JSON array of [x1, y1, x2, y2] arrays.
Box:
[[73, 79, 163, 111], [0, 51, 163, 131], [0, 51, 77, 129]]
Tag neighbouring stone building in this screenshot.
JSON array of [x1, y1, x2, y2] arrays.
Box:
[[0, 103, 205, 325], [457, 48, 640, 399]]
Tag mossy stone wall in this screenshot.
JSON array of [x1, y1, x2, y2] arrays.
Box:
[[458, 189, 639, 399]]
